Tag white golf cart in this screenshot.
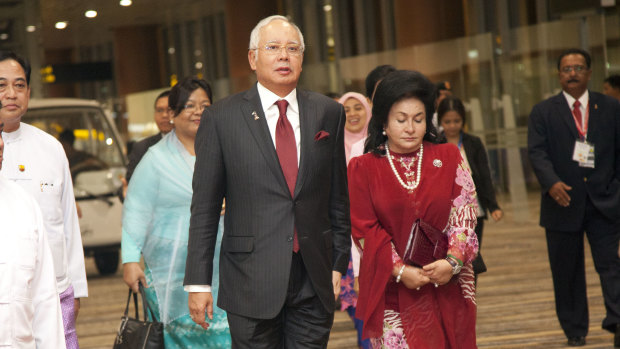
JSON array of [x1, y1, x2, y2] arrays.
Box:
[[23, 98, 126, 275]]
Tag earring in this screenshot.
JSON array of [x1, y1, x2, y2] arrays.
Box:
[[169, 119, 174, 125], [382, 130, 386, 136]]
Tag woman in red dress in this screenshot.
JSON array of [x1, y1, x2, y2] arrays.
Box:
[[348, 70, 479, 348]]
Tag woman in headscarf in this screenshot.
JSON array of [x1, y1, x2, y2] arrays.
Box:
[[338, 91, 372, 348]]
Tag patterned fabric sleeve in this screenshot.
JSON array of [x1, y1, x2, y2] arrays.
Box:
[[446, 160, 479, 264], [391, 243, 404, 267]]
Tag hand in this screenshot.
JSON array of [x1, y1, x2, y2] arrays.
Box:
[[422, 259, 453, 286], [188, 292, 212, 330], [332, 271, 342, 300], [76, 202, 82, 219], [399, 265, 430, 290], [121, 177, 128, 199], [548, 181, 572, 207], [490, 209, 503, 222], [353, 277, 359, 296], [122, 262, 147, 293], [74, 298, 81, 321]]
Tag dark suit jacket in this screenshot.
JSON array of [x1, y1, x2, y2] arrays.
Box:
[[528, 91, 620, 231], [125, 133, 163, 182], [184, 84, 351, 319], [461, 132, 500, 217]]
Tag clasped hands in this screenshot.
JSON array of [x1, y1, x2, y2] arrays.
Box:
[[393, 259, 454, 290]]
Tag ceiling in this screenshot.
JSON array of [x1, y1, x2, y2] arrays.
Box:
[[37, 0, 223, 49]]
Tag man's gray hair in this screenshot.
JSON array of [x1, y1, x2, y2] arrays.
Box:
[[248, 15, 305, 52]]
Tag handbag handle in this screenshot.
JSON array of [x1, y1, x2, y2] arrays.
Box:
[[123, 282, 158, 321], [123, 287, 140, 319], [138, 282, 158, 322]]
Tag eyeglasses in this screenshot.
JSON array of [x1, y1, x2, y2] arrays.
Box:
[[560, 65, 587, 74], [257, 43, 303, 56], [183, 103, 209, 113]]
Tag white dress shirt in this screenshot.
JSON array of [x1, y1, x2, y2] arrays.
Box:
[[185, 83, 301, 294], [0, 176, 67, 349], [0, 123, 88, 298], [256, 82, 301, 165], [562, 90, 589, 139]]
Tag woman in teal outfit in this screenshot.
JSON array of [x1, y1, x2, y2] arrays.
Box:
[[122, 77, 230, 348]]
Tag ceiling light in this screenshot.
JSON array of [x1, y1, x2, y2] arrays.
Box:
[[26, 25, 36, 32], [85, 10, 98, 18], [55, 21, 68, 30], [120, 0, 132, 6]]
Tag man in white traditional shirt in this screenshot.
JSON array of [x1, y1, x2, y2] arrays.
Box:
[[0, 121, 67, 348], [0, 51, 87, 348]]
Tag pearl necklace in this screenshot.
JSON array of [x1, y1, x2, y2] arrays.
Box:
[[385, 142, 423, 192]]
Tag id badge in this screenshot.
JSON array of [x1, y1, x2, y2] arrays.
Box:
[[572, 140, 595, 168]]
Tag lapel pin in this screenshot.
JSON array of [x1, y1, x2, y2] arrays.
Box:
[[252, 111, 259, 120]]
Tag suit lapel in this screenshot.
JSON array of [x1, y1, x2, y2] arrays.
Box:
[[240, 86, 289, 191], [552, 92, 579, 140], [294, 90, 317, 198], [586, 91, 599, 142]]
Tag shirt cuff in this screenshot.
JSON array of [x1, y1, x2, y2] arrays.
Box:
[[184, 285, 212, 293]]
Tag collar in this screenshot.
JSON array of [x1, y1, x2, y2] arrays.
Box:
[[256, 82, 298, 114], [2, 122, 24, 143], [562, 90, 589, 109]]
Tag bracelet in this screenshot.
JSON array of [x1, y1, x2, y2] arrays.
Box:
[[395, 265, 406, 283], [446, 254, 463, 266]]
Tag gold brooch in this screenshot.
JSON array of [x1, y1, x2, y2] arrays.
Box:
[[18, 164, 25, 172]]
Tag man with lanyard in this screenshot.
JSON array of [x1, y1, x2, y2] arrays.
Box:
[[0, 51, 87, 348], [528, 48, 620, 348]]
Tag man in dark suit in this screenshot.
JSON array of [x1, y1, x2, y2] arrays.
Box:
[[528, 48, 620, 348], [125, 90, 172, 182], [184, 15, 350, 348]]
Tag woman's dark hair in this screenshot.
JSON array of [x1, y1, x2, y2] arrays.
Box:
[[168, 77, 213, 116], [437, 96, 466, 125], [365, 70, 440, 155]]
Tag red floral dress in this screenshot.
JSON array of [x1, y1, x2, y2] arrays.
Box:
[[348, 142, 479, 349]]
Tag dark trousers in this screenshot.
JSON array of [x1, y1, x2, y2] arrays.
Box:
[[227, 252, 334, 348], [545, 198, 620, 338], [472, 218, 487, 275]]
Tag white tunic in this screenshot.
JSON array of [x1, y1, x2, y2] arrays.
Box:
[[0, 123, 88, 298], [0, 177, 67, 349]]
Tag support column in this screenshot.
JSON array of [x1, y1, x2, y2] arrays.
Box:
[[113, 25, 164, 96], [224, 0, 278, 93]]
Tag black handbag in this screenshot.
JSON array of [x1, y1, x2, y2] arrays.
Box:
[[113, 283, 164, 349], [402, 218, 448, 267]]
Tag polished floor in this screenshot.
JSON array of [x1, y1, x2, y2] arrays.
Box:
[[75, 193, 616, 348]]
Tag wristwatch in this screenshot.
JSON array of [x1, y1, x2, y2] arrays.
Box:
[[445, 256, 462, 275]]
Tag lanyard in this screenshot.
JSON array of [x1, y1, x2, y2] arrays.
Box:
[[572, 101, 589, 140]]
